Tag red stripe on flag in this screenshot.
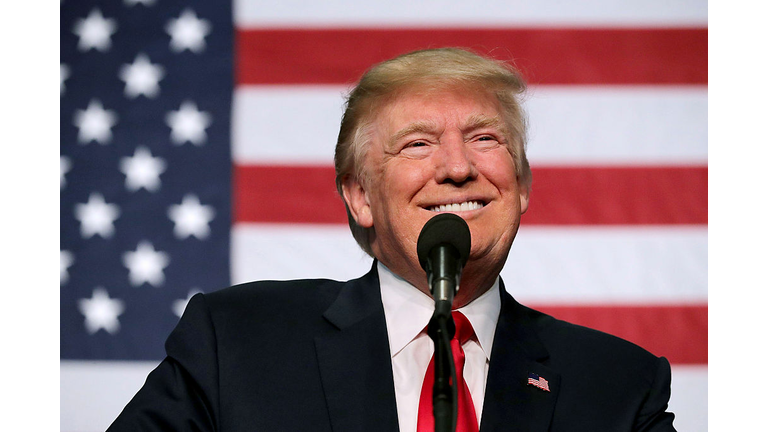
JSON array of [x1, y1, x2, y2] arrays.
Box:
[[234, 165, 347, 224], [531, 304, 707, 364], [527, 166, 708, 225], [233, 165, 707, 225], [236, 28, 707, 85]]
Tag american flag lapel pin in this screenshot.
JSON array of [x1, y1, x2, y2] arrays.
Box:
[[527, 372, 551, 392]]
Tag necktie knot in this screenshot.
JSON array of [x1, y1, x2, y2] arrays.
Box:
[[452, 311, 474, 346]]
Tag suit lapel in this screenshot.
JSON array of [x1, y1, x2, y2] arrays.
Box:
[[314, 266, 400, 432], [480, 283, 560, 432]]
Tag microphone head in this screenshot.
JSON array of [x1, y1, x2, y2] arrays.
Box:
[[417, 213, 471, 271]]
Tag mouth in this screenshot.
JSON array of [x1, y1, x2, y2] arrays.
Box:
[[427, 200, 485, 213]]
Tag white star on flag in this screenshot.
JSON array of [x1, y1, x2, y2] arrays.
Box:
[[172, 289, 203, 318], [120, 146, 167, 192], [73, 99, 118, 144], [168, 194, 216, 239], [61, 64, 70, 95], [166, 8, 211, 53], [78, 288, 125, 334], [122, 240, 170, 287], [61, 250, 75, 285], [166, 100, 212, 145], [72, 8, 117, 52], [119, 53, 165, 99], [74, 193, 121, 239], [61, 156, 72, 189]]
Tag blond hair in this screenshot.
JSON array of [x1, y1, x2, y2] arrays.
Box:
[[334, 47, 531, 255]]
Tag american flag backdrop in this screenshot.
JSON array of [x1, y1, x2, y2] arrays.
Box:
[[60, 1, 708, 430]]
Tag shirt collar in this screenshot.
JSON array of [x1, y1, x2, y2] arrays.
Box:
[[378, 262, 501, 360]]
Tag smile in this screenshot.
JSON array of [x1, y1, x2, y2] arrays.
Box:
[[428, 201, 485, 212]]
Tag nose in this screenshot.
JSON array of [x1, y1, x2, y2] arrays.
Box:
[[435, 135, 477, 184]]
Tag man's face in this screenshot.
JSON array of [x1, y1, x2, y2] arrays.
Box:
[[343, 85, 529, 302]]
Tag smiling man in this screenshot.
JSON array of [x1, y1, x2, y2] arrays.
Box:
[[108, 48, 676, 432], [339, 71, 529, 309]]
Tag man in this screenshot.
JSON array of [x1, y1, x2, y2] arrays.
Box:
[[108, 48, 675, 431]]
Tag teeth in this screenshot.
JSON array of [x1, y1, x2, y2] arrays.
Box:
[[429, 201, 484, 212]]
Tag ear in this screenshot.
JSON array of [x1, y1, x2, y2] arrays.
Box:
[[341, 175, 374, 228], [519, 184, 530, 215]]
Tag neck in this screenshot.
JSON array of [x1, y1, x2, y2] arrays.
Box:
[[451, 261, 500, 308], [377, 257, 500, 309]]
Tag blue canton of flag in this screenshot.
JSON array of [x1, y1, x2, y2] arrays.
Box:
[[60, 0, 233, 360], [527, 372, 550, 392]]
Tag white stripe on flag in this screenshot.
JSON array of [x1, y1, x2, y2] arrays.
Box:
[[505, 226, 707, 304], [60, 360, 160, 432], [667, 365, 708, 432], [231, 224, 707, 304], [234, 0, 707, 27], [233, 86, 707, 165]]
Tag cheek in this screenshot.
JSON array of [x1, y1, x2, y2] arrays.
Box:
[[374, 164, 435, 233], [382, 161, 434, 198], [476, 157, 518, 190]]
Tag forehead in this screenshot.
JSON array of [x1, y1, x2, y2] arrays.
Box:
[[372, 85, 504, 140]]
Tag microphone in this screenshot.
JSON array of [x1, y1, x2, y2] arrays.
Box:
[[417, 213, 471, 432], [417, 213, 471, 317]]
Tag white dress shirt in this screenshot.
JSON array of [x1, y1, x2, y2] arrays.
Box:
[[378, 262, 501, 432]]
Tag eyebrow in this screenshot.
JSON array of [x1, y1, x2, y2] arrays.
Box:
[[462, 115, 507, 137], [386, 115, 509, 148], [387, 121, 440, 148]]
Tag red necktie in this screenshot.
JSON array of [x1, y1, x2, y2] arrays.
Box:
[[417, 311, 479, 432]]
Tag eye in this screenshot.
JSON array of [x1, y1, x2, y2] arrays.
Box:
[[399, 140, 432, 158], [471, 134, 501, 149]]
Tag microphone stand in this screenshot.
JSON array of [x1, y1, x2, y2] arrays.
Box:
[[427, 246, 460, 432], [427, 308, 458, 432]]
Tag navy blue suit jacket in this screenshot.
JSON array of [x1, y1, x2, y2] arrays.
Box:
[[108, 266, 675, 431]]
